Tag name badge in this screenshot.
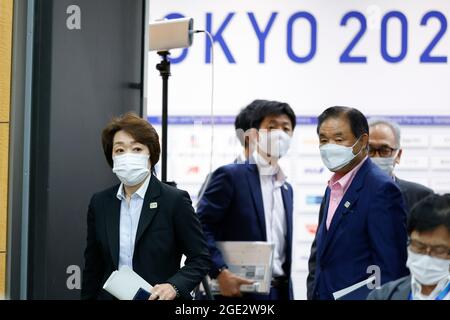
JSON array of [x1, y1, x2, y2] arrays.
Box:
[[149, 202, 158, 209]]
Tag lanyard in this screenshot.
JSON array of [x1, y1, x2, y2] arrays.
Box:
[[408, 282, 450, 300]]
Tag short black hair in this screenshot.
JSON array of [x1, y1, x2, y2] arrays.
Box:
[[248, 99, 296, 130], [234, 103, 258, 146], [408, 193, 450, 235], [317, 106, 369, 138], [234, 104, 258, 132]]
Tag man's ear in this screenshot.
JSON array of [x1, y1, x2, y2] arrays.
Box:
[[248, 128, 259, 142], [395, 149, 402, 165], [255, 128, 264, 142], [361, 133, 369, 150], [246, 129, 257, 150]]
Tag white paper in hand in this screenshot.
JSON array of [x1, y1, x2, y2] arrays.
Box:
[[103, 266, 153, 300], [332, 275, 376, 300]]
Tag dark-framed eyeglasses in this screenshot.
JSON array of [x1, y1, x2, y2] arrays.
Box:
[[408, 238, 450, 259], [368, 145, 398, 158]]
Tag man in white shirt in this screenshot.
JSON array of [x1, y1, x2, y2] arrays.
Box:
[[197, 99, 296, 300]]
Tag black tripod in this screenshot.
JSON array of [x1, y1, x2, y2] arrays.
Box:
[[155, 51, 214, 300], [155, 51, 171, 183]]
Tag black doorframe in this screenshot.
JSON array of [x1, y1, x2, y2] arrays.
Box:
[[27, 0, 147, 299]]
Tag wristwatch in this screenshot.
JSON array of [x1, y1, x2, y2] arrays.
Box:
[[170, 283, 181, 298]]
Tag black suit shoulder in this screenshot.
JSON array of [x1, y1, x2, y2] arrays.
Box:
[[396, 177, 434, 212], [160, 179, 189, 198], [87, 184, 121, 222], [396, 178, 433, 196], [90, 184, 120, 202], [159, 180, 196, 216]]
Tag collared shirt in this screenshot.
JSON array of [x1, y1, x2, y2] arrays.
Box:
[[235, 151, 247, 164], [254, 153, 288, 277], [116, 174, 151, 270], [410, 275, 450, 300], [326, 156, 368, 230]]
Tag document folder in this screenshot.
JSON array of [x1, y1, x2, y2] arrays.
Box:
[[103, 266, 153, 300], [207, 241, 275, 295]]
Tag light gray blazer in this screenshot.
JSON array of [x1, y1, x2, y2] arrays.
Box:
[[367, 276, 411, 300]]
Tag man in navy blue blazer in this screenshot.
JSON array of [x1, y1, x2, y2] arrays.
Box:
[[307, 106, 409, 300], [197, 100, 296, 300]]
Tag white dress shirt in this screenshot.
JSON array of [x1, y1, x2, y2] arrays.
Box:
[[254, 153, 288, 277], [116, 174, 151, 270], [410, 275, 450, 300]]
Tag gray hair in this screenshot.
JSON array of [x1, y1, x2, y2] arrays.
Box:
[[368, 117, 402, 148]]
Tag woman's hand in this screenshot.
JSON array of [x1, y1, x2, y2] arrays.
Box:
[[149, 283, 177, 300]]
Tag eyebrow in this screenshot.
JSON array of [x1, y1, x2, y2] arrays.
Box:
[[369, 143, 391, 148], [113, 140, 138, 146], [268, 120, 292, 126], [412, 238, 448, 246]]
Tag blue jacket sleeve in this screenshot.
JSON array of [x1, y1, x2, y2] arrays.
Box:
[[367, 181, 409, 284], [196, 166, 234, 278]]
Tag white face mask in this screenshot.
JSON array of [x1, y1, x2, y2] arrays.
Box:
[[372, 156, 396, 176], [406, 249, 450, 285], [257, 129, 291, 159], [112, 153, 150, 186], [319, 137, 362, 172]]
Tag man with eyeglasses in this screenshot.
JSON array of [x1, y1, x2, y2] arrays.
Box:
[[368, 118, 434, 215], [368, 193, 450, 300]]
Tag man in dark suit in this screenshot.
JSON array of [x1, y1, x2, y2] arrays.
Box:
[[368, 118, 434, 214], [81, 113, 210, 300], [368, 194, 450, 300], [197, 100, 296, 300], [307, 106, 409, 300]]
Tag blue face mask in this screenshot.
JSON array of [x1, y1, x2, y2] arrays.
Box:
[[319, 137, 362, 172]]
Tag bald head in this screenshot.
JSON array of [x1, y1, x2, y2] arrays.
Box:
[[368, 118, 403, 171], [368, 118, 401, 149]]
